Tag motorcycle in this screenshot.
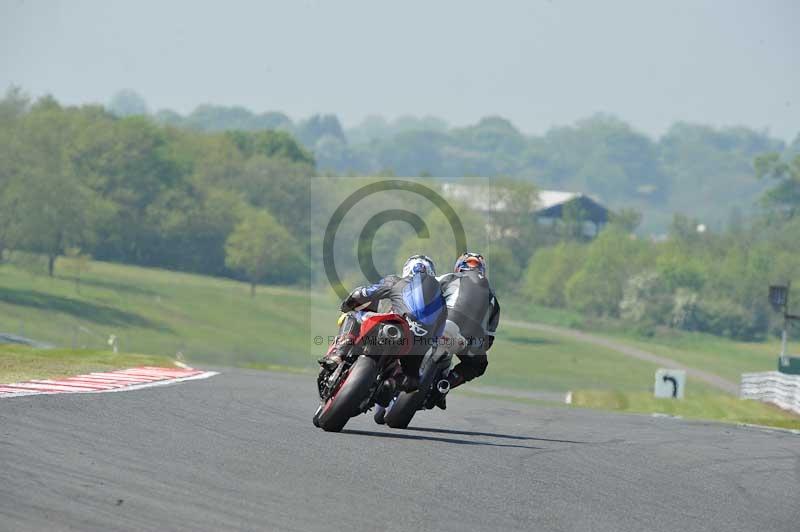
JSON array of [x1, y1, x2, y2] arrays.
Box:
[[312, 311, 413, 432], [375, 320, 467, 429]]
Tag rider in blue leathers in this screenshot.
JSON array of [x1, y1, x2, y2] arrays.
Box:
[[319, 255, 447, 392]]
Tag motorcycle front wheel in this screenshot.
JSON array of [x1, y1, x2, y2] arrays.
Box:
[[318, 355, 377, 432]]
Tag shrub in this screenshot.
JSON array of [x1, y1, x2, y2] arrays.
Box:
[[565, 227, 650, 316], [681, 297, 768, 341], [619, 271, 673, 325], [522, 242, 586, 306]]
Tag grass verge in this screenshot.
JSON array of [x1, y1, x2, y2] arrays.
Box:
[[571, 389, 800, 430], [0, 344, 175, 384], [484, 322, 704, 392], [505, 299, 783, 382], [0, 260, 313, 368], [0, 260, 676, 390]]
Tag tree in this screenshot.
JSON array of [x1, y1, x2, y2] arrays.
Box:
[[328, 114, 450, 145], [108, 89, 148, 117], [559, 200, 590, 241], [226, 130, 314, 165], [0, 86, 29, 122], [659, 123, 783, 227], [523, 242, 587, 307], [236, 155, 314, 238], [564, 227, 649, 316], [168, 104, 294, 132], [0, 87, 30, 254], [393, 196, 490, 283], [541, 114, 668, 203], [484, 242, 522, 295], [755, 152, 800, 220], [295, 114, 346, 147], [374, 130, 448, 176], [313, 134, 359, 172], [8, 97, 96, 276], [75, 115, 187, 266], [609, 208, 642, 233], [487, 179, 540, 266], [225, 210, 303, 296], [452, 116, 526, 158]]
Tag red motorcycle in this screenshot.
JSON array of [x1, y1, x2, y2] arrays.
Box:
[[313, 312, 412, 432]]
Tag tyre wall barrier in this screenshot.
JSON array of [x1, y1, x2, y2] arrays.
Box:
[[740, 371, 800, 415]]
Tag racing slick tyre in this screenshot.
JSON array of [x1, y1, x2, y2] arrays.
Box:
[[373, 405, 386, 425], [318, 355, 377, 432], [384, 389, 425, 429], [312, 404, 323, 427]]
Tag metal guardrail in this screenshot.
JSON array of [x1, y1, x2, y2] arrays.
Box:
[[740, 371, 800, 415]]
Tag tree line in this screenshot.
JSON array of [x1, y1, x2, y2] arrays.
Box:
[[3, 88, 799, 341], [136, 92, 797, 234], [522, 155, 800, 341], [0, 88, 311, 291], [145, 95, 800, 341]]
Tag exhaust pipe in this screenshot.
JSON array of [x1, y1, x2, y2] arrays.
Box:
[[379, 324, 402, 341], [436, 379, 451, 395]]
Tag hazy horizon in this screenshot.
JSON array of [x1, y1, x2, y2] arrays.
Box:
[[2, 0, 798, 140]]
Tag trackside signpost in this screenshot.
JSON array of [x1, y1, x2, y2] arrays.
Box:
[[654, 369, 686, 399], [739, 283, 800, 416], [769, 282, 800, 375]]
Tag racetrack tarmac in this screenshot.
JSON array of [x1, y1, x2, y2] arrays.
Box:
[[1, 368, 798, 532]]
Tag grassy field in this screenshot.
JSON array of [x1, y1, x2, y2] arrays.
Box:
[[0, 344, 174, 383], [571, 390, 800, 430], [482, 322, 697, 392], [1, 258, 797, 428], [505, 300, 784, 382], [0, 260, 314, 368], [0, 259, 674, 391]]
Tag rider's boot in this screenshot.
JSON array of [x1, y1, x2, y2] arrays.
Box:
[[375, 378, 396, 407], [397, 357, 420, 392], [434, 371, 466, 410], [318, 334, 353, 370], [435, 393, 447, 410], [318, 313, 358, 370], [446, 370, 466, 390]]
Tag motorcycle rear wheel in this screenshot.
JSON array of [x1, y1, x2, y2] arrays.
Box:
[[384, 389, 425, 429]]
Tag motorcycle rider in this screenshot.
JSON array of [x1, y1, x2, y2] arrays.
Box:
[[435, 252, 500, 407], [319, 254, 447, 392]]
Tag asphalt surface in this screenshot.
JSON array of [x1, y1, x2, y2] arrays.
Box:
[[1, 368, 798, 532]]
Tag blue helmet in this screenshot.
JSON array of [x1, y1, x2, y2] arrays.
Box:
[[401, 254, 436, 277]]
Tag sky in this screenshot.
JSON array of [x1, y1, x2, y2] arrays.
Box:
[[2, 0, 798, 140]]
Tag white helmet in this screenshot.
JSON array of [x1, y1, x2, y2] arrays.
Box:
[[401, 254, 436, 277]]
